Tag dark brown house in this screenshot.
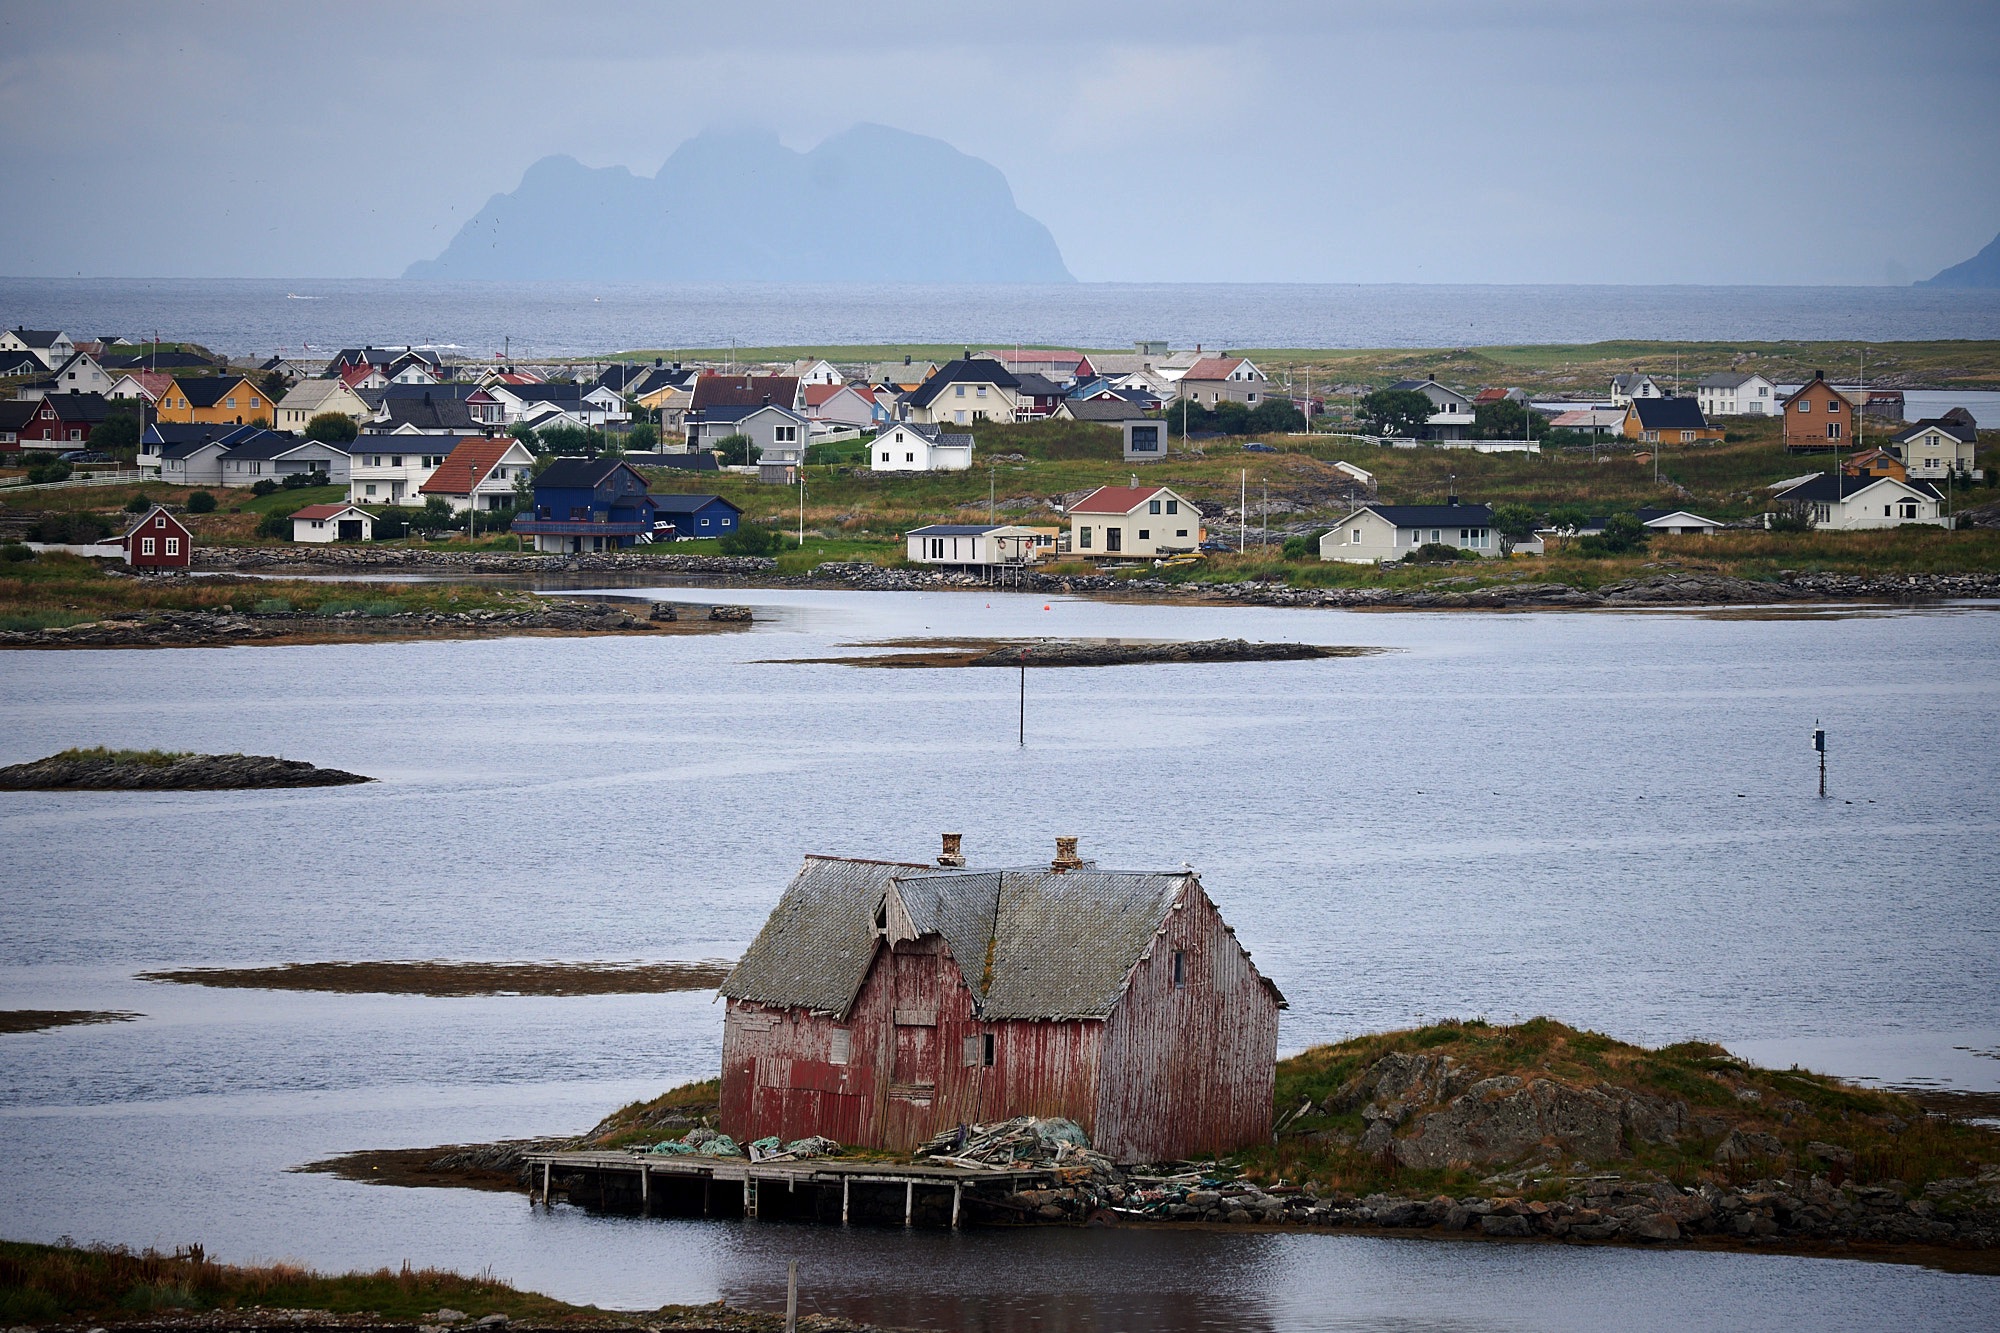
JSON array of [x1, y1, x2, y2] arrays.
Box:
[[718, 836, 1284, 1163]]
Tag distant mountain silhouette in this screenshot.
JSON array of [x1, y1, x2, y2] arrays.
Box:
[[405, 124, 1072, 283], [1916, 231, 2000, 288]]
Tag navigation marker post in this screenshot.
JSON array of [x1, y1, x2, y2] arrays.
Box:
[[1814, 722, 1827, 798]]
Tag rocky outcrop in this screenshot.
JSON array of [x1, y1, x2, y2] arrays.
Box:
[[0, 599, 691, 649], [965, 639, 1352, 667], [0, 752, 371, 790]]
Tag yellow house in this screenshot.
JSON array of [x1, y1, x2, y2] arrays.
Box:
[[155, 375, 271, 425]]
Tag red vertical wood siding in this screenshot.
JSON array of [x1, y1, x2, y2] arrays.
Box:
[[1094, 881, 1279, 1161], [720, 880, 1277, 1161]]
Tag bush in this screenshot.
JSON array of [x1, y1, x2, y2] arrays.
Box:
[[250, 479, 279, 497], [29, 512, 112, 543], [720, 523, 783, 556], [420, 497, 454, 531], [1406, 542, 1469, 564], [25, 459, 72, 484], [625, 421, 657, 451], [257, 512, 292, 539], [715, 433, 760, 467], [123, 493, 153, 513], [371, 507, 413, 539], [1765, 508, 1814, 533], [281, 470, 327, 489], [1, 543, 33, 563], [304, 412, 358, 444], [186, 491, 217, 513], [1282, 535, 1311, 560]]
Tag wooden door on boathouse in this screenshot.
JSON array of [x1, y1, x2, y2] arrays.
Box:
[[886, 945, 941, 1147]]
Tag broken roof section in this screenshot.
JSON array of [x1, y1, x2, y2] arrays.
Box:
[[720, 849, 1284, 1023]]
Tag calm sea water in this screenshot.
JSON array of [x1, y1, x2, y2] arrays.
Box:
[[3, 278, 1998, 359], [2, 590, 1998, 1329]]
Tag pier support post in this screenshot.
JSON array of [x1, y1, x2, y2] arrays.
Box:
[[541, 1160, 551, 1209], [841, 1177, 849, 1225], [702, 1177, 711, 1217], [904, 1181, 913, 1227], [639, 1164, 649, 1216], [951, 1183, 961, 1229]]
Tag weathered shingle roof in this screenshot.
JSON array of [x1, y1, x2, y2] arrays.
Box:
[[720, 855, 1280, 1022]]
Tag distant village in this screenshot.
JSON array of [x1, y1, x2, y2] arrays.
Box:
[[0, 325, 1987, 568]]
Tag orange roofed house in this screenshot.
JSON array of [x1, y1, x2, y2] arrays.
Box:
[[1782, 371, 1857, 451], [418, 436, 538, 513], [718, 835, 1284, 1162]]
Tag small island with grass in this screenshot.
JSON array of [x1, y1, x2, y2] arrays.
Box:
[[0, 749, 372, 791]]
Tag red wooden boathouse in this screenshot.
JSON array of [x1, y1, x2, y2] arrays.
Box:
[[122, 505, 193, 569], [718, 835, 1284, 1163]]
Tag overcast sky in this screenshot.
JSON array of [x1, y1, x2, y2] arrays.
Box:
[[3, 0, 1996, 284]]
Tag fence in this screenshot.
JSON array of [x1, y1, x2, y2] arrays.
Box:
[[0, 469, 154, 492]]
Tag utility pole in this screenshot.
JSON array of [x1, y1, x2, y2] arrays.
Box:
[[1239, 469, 1246, 551]]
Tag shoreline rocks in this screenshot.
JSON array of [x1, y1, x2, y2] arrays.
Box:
[[0, 752, 372, 790], [193, 547, 775, 576], [0, 598, 698, 649]]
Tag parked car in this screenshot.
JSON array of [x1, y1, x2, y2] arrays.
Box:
[[1199, 538, 1233, 553], [1242, 443, 1276, 453], [58, 449, 110, 463]]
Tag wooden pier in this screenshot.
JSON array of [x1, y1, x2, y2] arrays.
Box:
[[521, 1149, 1058, 1229]]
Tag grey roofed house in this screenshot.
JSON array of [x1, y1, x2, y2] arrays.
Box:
[[904, 357, 1021, 410], [379, 381, 484, 400], [889, 420, 974, 449], [719, 854, 1284, 1023], [1772, 473, 1942, 504], [649, 492, 742, 518], [0, 399, 38, 436], [1628, 397, 1710, 431], [906, 523, 1005, 537], [218, 429, 344, 461], [0, 349, 46, 376], [1696, 372, 1760, 389], [367, 393, 478, 433], [1361, 502, 1496, 528], [1891, 417, 1978, 445]]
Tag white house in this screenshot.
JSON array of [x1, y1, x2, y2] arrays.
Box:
[[276, 379, 372, 433], [1609, 372, 1663, 406], [44, 351, 117, 396], [349, 442, 452, 506], [1768, 473, 1947, 530], [903, 358, 1023, 425], [1066, 484, 1201, 559], [485, 382, 628, 427], [788, 358, 844, 387], [1889, 419, 1982, 481], [0, 328, 75, 370], [1174, 356, 1268, 406], [905, 523, 1045, 565], [1695, 372, 1779, 417], [289, 502, 374, 543], [1385, 378, 1476, 441], [872, 422, 974, 472], [418, 436, 538, 513], [1317, 501, 1498, 563]]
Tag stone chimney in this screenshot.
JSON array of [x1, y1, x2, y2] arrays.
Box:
[[1051, 836, 1082, 873], [937, 832, 966, 868]]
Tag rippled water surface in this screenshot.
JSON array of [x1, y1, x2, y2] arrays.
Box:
[[3, 590, 1998, 1329]]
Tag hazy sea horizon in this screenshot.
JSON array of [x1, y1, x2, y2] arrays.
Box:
[[4, 277, 1998, 360]]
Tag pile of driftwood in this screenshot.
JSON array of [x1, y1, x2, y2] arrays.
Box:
[[915, 1116, 1110, 1171]]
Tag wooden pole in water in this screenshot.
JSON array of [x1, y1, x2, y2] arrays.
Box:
[[841, 1175, 850, 1224], [639, 1163, 649, 1216], [1018, 653, 1026, 746], [904, 1180, 914, 1227], [784, 1261, 798, 1333]]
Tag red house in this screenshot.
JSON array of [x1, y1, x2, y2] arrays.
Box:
[[19, 392, 116, 446], [123, 505, 193, 568], [718, 836, 1284, 1163]]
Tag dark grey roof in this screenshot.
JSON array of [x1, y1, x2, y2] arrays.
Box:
[[36, 392, 117, 423], [221, 430, 332, 461], [1635, 507, 1720, 525], [8, 329, 63, 347], [380, 381, 482, 401], [881, 421, 971, 446], [648, 492, 740, 515], [1891, 417, 1977, 445], [100, 351, 212, 370], [371, 395, 476, 432], [1012, 371, 1063, 397], [502, 383, 586, 404], [0, 350, 44, 372], [1387, 378, 1441, 392], [908, 524, 1005, 536], [1629, 397, 1709, 430], [535, 456, 649, 490], [1772, 473, 1941, 503], [905, 358, 1021, 409], [720, 855, 1281, 1022], [0, 400, 37, 430], [624, 451, 719, 471], [1611, 372, 1655, 390], [1696, 372, 1759, 389], [1360, 503, 1495, 527]]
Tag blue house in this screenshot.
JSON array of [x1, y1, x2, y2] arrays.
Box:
[[649, 493, 742, 541], [513, 457, 660, 553]]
